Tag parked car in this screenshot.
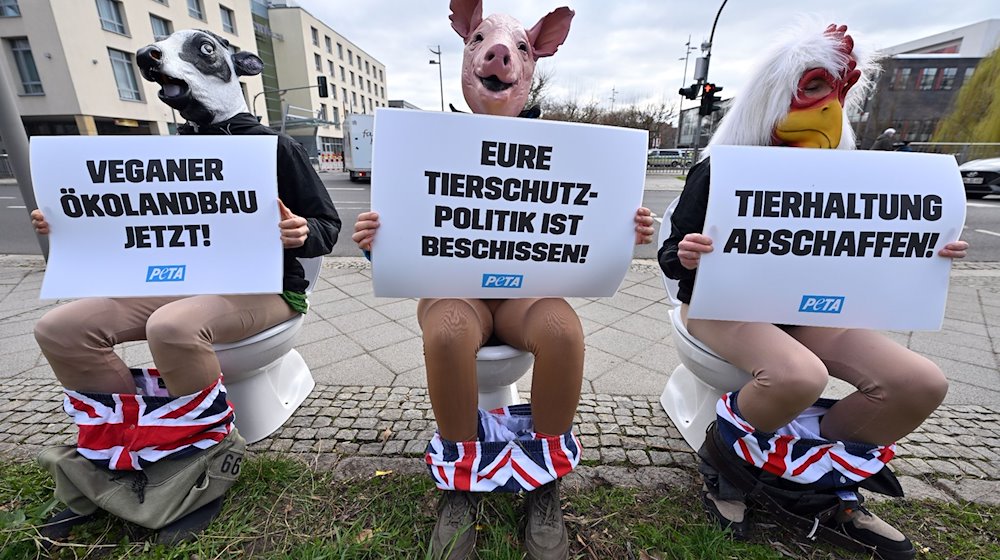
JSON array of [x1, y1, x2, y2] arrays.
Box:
[[647, 148, 692, 168], [958, 158, 1000, 199]]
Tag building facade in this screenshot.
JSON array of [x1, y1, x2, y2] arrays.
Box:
[[260, 1, 388, 157], [0, 0, 266, 138], [853, 19, 1000, 148]]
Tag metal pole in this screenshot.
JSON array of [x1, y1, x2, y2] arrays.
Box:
[[0, 54, 48, 258], [693, 0, 729, 164], [429, 46, 444, 111], [676, 35, 694, 148]]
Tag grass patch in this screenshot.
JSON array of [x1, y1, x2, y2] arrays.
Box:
[[2, 457, 998, 559]]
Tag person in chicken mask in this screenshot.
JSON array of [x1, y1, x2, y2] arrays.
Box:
[[353, 2, 654, 558], [658, 22, 968, 560]]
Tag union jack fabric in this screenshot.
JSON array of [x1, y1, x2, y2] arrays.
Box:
[[425, 404, 582, 493], [716, 391, 896, 489], [63, 368, 234, 471]]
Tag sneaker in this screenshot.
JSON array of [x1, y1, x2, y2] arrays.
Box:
[[700, 485, 751, 540], [837, 506, 916, 560], [523, 480, 569, 560], [156, 496, 225, 545], [430, 490, 479, 560], [38, 508, 97, 542]]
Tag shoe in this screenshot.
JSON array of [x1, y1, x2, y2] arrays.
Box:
[[38, 508, 97, 541], [430, 490, 479, 559], [700, 485, 750, 540], [155, 496, 225, 545], [523, 480, 569, 560], [837, 506, 916, 560]]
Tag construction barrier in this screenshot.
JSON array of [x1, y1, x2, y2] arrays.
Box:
[[319, 152, 344, 172]]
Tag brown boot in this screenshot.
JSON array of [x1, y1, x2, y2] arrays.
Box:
[[430, 490, 479, 559], [523, 480, 569, 560]]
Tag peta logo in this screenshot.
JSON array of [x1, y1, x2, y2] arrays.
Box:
[[146, 265, 186, 282], [482, 273, 523, 288], [799, 295, 845, 314]]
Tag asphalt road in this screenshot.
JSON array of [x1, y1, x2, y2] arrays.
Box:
[[3, 174, 999, 260]]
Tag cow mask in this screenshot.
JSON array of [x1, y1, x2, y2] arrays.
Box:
[[450, 0, 574, 116], [136, 30, 263, 126]]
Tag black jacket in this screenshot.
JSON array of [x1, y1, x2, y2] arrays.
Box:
[[184, 113, 341, 293], [657, 158, 711, 304]]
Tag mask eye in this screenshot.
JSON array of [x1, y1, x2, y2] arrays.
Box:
[[517, 42, 528, 53], [473, 33, 483, 43], [200, 42, 215, 56]]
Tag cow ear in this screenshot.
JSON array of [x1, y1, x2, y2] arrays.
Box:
[[527, 7, 574, 59], [233, 51, 263, 76], [449, 0, 483, 40]]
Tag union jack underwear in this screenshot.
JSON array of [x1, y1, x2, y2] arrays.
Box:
[[716, 391, 895, 489], [425, 404, 582, 493], [63, 368, 234, 471]]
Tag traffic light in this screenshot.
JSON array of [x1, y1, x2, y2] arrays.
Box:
[[698, 82, 723, 116], [678, 84, 699, 100], [317, 75, 329, 98]]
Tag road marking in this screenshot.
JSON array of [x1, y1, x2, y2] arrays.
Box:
[[974, 229, 1000, 237], [7, 205, 26, 209], [967, 202, 997, 208], [0, 196, 15, 199], [327, 187, 366, 191]]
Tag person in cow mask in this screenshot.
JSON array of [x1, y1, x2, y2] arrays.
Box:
[[658, 22, 968, 560], [28, 29, 340, 544], [353, 2, 653, 559]]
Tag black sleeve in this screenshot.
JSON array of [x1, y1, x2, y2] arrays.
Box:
[[276, 137, 341, 258], [657, 158, 710, 282]]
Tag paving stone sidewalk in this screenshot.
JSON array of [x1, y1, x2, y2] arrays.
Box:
[[1, 254, 999, 506]]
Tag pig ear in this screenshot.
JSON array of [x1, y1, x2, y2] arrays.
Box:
[[233, 51, 264, 76], [449, 0, 483, 40], [527, 7, 574, 59]]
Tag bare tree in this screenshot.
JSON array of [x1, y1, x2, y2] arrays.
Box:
[[541, 95, 676, 147], [525, 66, 555, 110]]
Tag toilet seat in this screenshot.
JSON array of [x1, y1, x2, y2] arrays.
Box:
[[476, 343, 534, 410]]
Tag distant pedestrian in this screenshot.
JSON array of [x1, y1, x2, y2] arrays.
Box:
[[894, 140, 913, 152], [870, 127, 896, 150]]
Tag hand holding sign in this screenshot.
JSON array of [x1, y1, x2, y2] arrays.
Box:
[[278, 199, 309, 249], [634, 207, 655, 245], [352, 211, 380, 252], [678, 233, 713, 270], [30, 209, 50, 235], [938, 240, 969, 259]]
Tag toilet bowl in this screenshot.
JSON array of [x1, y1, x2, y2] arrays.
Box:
[[657, 199, 752, 450], [214, 257, 323, 444], [476, 343, 534, 410]]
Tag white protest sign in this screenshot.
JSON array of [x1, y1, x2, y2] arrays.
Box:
[[688, 146, 966, 331], [369, 108, 646, 298], [32, 136, 281, 299]]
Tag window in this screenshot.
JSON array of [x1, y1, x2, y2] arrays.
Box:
[[348, 49, 353, 64], [893, 67, 911, 90], [339, 66, 345, 81], [314, 53, 322, 71], [9, 38, 42, 94], [311, 26, 318, 46], [917, 67, 937, 90], [940, 67, 958, 90], [379, 69, 383, 82], [96, 0, 127, 34], [350, 70, 354, 86], [152, 0, 167, 4], [337, 43, 343, 59], [108, 48, 141, 101], [187, 0, 204, 20], [219, 6, 235, 34], [351, 91, 357, 108], [360, 94, 365, 112], [330, 86, 336, 100], [367, 79, 372, 93], [963, 67, 975, 84], [341, 87, 347, 102], [364, 60, 369, 74], [368, 98, 373, 112], [380, 86, 384, 98], [1, 0, 20, 17], [325, 36, 332, 54], [332, 107, 339, 126], [328, 60, 335, 75], [150, 15, 172, 40], [319, 103, 327, 120]]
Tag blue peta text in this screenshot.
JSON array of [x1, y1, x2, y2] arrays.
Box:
[[482, 273, 524, 289], [798, 295, 844, 314], [146, 265, 186, 282]]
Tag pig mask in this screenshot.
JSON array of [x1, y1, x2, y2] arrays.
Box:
[[450, 0, 574, 116]]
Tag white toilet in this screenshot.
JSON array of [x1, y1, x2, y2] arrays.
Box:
[[214, 257, 323, 444], [657, 199, 752, 450], [476, 343, 534, 410]]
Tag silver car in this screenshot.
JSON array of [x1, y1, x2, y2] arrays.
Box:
[[959, 158, 1000, 199]]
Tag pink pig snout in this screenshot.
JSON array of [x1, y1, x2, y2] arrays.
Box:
[[481, 43, 512, 75]]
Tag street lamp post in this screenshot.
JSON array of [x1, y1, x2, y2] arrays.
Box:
[[692, 0, 729, 163], [676, 35, 696, 148], [429, 45, 444, 111]]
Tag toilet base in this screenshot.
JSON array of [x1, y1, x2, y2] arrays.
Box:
[[477, 383, 521, 411], [225, 349, 315, 444], [660, 365, 724, 451]]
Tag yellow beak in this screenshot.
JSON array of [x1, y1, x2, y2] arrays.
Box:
[[774, 100, 844, 149]]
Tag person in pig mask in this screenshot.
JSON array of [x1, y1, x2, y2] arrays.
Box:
[[353, 2, 654, 559], [29, 30, 340, 545]]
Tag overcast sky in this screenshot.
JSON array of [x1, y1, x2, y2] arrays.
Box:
[[294, 1, 998, 119]]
